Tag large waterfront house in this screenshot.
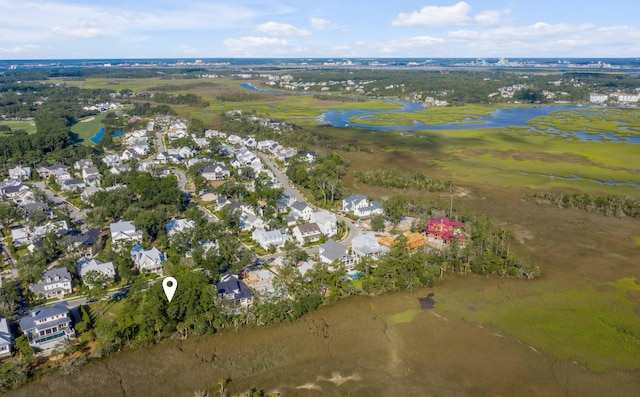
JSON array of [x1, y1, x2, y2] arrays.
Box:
[[19, 303, 75, 351]]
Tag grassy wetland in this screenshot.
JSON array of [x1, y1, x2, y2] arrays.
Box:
[[12, 76, 640, 396]]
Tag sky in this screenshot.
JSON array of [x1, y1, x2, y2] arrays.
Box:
[[0, 0, 638, 59]]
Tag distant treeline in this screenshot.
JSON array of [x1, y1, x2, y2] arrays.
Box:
[[523, 192, 640, 218], [152, 93, 209, 108], [217, 92, 268, 102], [356, 169, 453, 192], [312, 94, 367, 102]]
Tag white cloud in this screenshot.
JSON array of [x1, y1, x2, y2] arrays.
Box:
[[310, 18, 331, 30], [447, 22, 640, 56], [222, 36, 292, 57], [392, 2, 471, 27], [256, 21, 310, 37], [0, 44, 40, 53], [178, 44, 200, 54], [51, 24, 105, 38]]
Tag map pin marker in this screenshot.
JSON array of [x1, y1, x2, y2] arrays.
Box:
[[162, 277, 177, 302]]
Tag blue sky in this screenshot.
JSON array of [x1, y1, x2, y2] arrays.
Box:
[[0, 0, 638, 59]]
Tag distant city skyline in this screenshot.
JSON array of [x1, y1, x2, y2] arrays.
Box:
[[0, 0, 638, 59]]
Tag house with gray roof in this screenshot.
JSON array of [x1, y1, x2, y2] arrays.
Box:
[[8, 165, 30, 180], [290, 201, 313, 221], [292, 222, 322, 244], [0, 318, 13, 357], [201, 162, 230, 181], [319, 239, 355, 269], [342, 194, 383, 218], [351, 233, 390, 262], [61, 178, 86, 192], [166, 217, 196, 237], [29, 268, 72, 299], [18, 303, 75, 351], [216, 273, 253, 308]]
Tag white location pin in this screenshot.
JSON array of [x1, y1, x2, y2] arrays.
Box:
[[162, 277, 178, 302]]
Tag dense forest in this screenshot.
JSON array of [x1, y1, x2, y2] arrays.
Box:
[[522, 192, 640, 218]]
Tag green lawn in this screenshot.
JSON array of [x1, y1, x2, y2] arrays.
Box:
[[71, 113, 107, 144], [436, 278, 640, 372], [0, 119, 37, 134]]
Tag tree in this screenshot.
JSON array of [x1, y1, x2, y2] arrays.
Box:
[[0, 202, 21, 229], [370, 214, 386, 232], [382, 195, 408, 224]]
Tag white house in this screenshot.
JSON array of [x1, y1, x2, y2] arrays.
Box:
[[29, 268, 73, 299], [8, 166, 31, 180], [61, 178, 86, 192], [251, 228, 287, 250], [74, 158, 93, 170], [201, 163, 230, 181], [351, 233, 390, 262], [131, 245, 165, 275], [290, 201, 313, 221], [166, 217, 196, 237], [227, 134, 242, 144], [240, 212, 265, 231], [310, 210, 338, 237], [0, 318, 13, 357], [342, 194, 383, 218], [102, 154, 122, 167], [292, 222, 322, 244], [110, 220, 143, 246], [78, 258, 116, 285]]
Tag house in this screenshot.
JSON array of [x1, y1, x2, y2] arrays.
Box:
[[36, 164, 68, 180], [11, 227, 30, 246], [227, 201, 255, 216], [186, 156, 210, 168], [18, 303, 75, 351], [277, 194, 296, 213], [240, 136, 257, 148], [29, 268, 73, 299], [342, 194, 383, 218], [426, 217, 465, 246], [292, 222, 322, 245], [8, 165, 31, 180], [284, 215, 297, 228], [310, 210, 338, 237], [74, 158, 94, 170], [178, 146, 197, 158], [319, 239, 355, 269], [290, 201, 313, 221], [215, 195, 231, 211], [216, 273, 253, 308], [201, 163, 230, 181], [82, 166, 102, 187], [240, 212, 265, 231], [0, 318, 13, 357], [12, 189, 37, 206], [205, 129, 227, 139], [298, 150, 317, 163], [72, 228, 103, 257], [251, 228, 288, 250], [81, 186, 103, 202], [20, 201, 50, 218], [193, 137, 209, 148], [131, 245, 165, 275], [257, 140, 276, 151], [61, 178, 86, 192], [31, 220, 69, 241], [351, 233, 390, 262], [121, 148, 141, 162], [110, 165, 131, 175], [227, 134, 242, 144], [166, 217, 196, 237], [78, 258, 115, 285], [102, 154, 122, 167], [110, 220, 143, 246], [1, 183, 30, 199]]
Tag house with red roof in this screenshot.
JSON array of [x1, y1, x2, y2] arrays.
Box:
[[426, 217, 465, 246]]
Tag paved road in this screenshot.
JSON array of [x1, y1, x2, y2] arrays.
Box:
[[256, 152, 360, 246], [33, 181, 87, 224]]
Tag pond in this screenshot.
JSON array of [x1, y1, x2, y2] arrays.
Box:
[[90, 128, 123, 144]]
